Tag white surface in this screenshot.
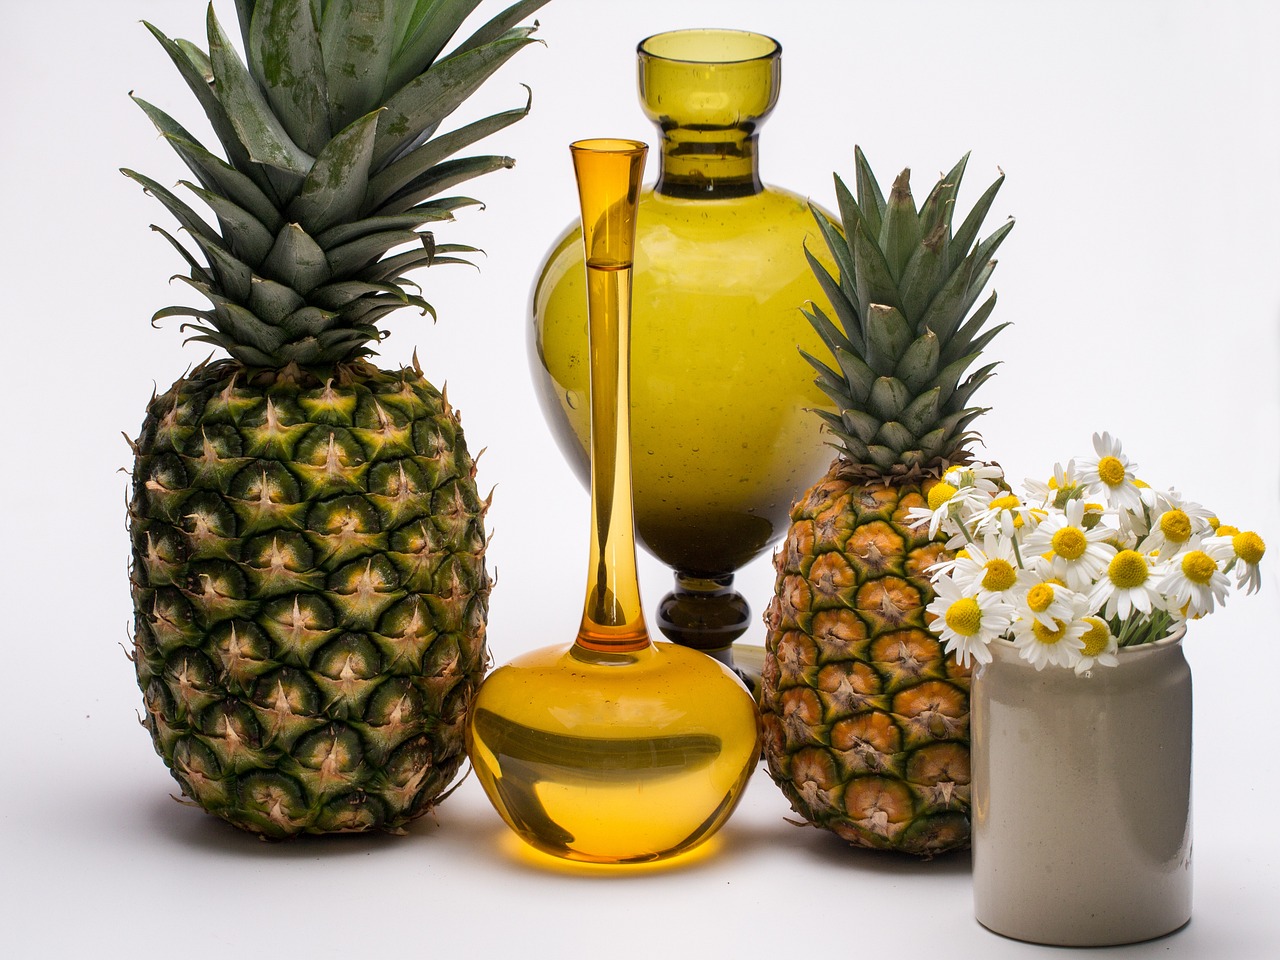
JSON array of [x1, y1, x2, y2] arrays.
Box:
[[2, 0, 1278, 957]]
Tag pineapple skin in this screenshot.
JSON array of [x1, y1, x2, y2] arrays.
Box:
[[761, 462, 971, 856], [129, 358, 490, 838]]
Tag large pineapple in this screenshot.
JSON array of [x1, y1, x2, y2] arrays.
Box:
[[760, 147, 1012, 855], [125, 0, 547, 838]]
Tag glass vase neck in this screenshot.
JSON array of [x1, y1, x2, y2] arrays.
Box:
[[569, 139, 650, 655], [637, 29, 780, 199]]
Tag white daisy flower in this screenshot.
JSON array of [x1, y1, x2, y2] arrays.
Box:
[[1014, 578, 1081, 630], [1073, 617, 1120, 675], [924, 576, 1014, 668], [1157, 547, 1231, 618], [930, 534, 1032, 603], [1021, 499, 1118, 591], [1009, 602, 1088, 671], [971, 493, 1044, 540], [1206, 529, 1267, 595], [1076, 432, 1144, 515], [1023, 460, 1087, 510], [909, 471, 996, 539], [1088, 548, 1168, 620], [1138, 501, 1214, 558]]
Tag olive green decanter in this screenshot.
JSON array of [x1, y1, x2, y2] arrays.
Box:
[[530, 29, 837, 667], [467, 139, 761, 866]]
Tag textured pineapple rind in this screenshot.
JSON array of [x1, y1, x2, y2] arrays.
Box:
[[760, 463, 971, 856], [129, 358, 490, 838]]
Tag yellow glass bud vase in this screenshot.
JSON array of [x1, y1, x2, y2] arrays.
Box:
[[530, 29, 837, 667], [468, 139, 761, 865]]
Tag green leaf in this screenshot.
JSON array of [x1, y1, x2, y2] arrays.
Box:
[[279, 305, 340, 337], [315, 208, 457, 249], [943, 293, 1001, 366], [803, 247, 864, 357], [325, 229, 424, 276], [896, 328, 940, 394], [367, 90, 531, 208], [934, 352, 979, 408], [896, 221, 948, 328], [832, 345, 876, 401], [802, 303, 855, 366], [877, 168, 920, 281], [916, 253, 979, 345], [141, 21, 277, 200], [951, 362, 1000, 409], [248, 276, 306, 323], [850, 222, 900, 318], [951, 169, 1005, 269], [320, 0, 400, 130], [263, 223, 331, 292], [841, 408, 881, 444], [287, 110, 381, 235], [182, 181, 276, 265], [919, 153, 968, 239], [808, 203, 858, 314], [310, 280, 410, 310], [149, 225, 213, 285], [234, 0, 258, 48], [193, 235, 254, 302], [249, 0, 331, 155], [386, 0, 484, 96], [801, 351, 854, 407], [852, 145, 887, 237], [874, 421, 917, 453], [174, 39, 214, 82], [375, 154, 514, 215], [208, 4, 315, 176], [900, 386, 942, 436], [452, 0, 551, 56], [209, 296, 287, 353], [867, 376, 912, 421], [131, 95, 282, 231], [121, 169, 221, 246], [374, 35, 539, 170], [864, 304, 912, 377]]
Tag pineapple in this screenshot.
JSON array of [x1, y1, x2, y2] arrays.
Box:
[[125, 0, 548, 838], [760, 147, 1012, 855]]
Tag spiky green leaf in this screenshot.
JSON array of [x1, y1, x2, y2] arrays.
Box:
[[900, 386, 942, 436], [841, 408, 881, 445], [852, 146, 887, 237], [951, 170, 1005, 269], [374, 36, 538, 169], [864, 305, 912, 377], [376, 154, 515, 215], [262, 223, 331, 292], [386, 0, 485, 96], [878, 169, 920, 281], [452, 0, 552, 56], [248, 276, 306, 323], [208, 5, 315, 176], [895, 328, 940, 394], [320, 0, 400, 130], [287, 110, 381, 234], [183, 181, 276, 265], [808, 203, 858, 313], [248, 0, 331, 155], [867, 376, 912, 421]]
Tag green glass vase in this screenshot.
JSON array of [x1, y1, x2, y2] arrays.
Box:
[[529, 28, 836, 666]]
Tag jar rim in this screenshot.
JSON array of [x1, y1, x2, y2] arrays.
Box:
[[988, 622, 1188, 661], [637, 28, 780, 65]]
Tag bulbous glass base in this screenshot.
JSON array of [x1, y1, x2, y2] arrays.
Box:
[[466, 641, 761, 864]]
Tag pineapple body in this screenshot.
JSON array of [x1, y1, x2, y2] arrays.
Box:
[[130, 358, 489, 838], [762, 464, 969, 855]]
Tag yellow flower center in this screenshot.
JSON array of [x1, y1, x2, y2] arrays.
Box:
[[981, 559, 1017, 592], [1215, 524, 1239, 537], [1180, 550, 1217, 585], [1098, 456, 1127, 487], [1032, 619, 1067, 646], [1051, 527, 1088, 560], [1234, 531, 1266, 565], [945, 598, 982, 636], [1159, 509, 1192, 544], [1081, 618, 1110, 657], [1026, 583, 1056, 613], [991, 495, 1020, 511], [1108, 550, 1149, 588], [928, 481, 958, 511]]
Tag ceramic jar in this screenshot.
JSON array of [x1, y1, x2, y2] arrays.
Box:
[[971, 630, 1192, 946]]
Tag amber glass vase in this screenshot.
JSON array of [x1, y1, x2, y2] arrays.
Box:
[[468, 139, 760, 865], [530, 29, 836, 665]]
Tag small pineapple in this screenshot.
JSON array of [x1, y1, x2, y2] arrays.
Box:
[[125, 0, 547, 838], [760, 147, 1012, 855]]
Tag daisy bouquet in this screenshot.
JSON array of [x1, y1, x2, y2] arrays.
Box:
[[914, 433, 1266, 673]]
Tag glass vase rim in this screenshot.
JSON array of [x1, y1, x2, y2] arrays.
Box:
[[569, 137, 649, 156], [986, 622, 1188, 665], [637, 28, 781, 66]]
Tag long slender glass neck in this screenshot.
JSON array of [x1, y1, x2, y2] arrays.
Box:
[[570, 140, 650, 654]]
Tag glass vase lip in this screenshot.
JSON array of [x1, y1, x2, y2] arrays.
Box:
[[570, 137, 649, 156], [637, 28, 780, 65]]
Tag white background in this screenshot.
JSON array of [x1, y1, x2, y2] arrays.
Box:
[[2, 0, 1278, 957]]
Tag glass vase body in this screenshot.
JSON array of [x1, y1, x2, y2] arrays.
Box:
[[529, 29, 836, 658], [971, 631, 1192, 946]]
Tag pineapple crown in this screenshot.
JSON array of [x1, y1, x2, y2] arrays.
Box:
[[802, 146, 1013, 481], [123, 0, 549, 369]]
